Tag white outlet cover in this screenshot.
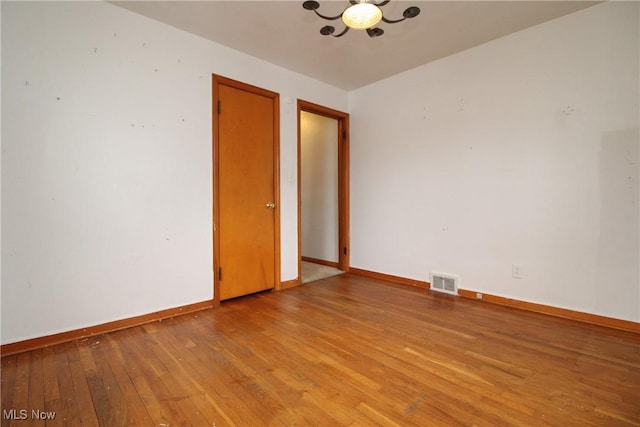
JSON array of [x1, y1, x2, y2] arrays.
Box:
[[512, 264, 523, 279]]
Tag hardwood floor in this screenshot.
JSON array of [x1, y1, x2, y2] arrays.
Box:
[[2, 273, 639, 426]]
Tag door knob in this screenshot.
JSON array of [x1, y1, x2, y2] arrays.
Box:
[[266, 202, 276, 209]]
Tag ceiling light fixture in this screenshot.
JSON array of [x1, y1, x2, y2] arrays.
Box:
[[342, 2, 382, 29], [302, 0, 420, 38]]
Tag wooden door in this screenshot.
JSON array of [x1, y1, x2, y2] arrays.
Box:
[[213, 76, 280, 301]]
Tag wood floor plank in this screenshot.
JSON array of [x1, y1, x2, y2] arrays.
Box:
[[41, 348, 60, 406], [2, 273, 639, 426], [131, 326, 223, 426], [100, 335, 154, 426], [53, 344, 85, 426], [182, 342, 270, 426], [126, 332, 196, 426], [10, 352, 31, 426], [67, 344, 100, 426], [26, 350, 45, 427], [1, 355, 18, 420]]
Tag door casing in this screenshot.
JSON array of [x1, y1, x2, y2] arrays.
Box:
[[297, 100, 350, 280]]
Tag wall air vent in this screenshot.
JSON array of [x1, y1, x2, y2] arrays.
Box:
[[429, 272, 459, 296]]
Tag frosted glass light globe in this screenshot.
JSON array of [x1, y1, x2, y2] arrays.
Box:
[[342, 3, 382, 29]]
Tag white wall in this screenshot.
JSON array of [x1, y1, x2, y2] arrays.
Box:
[[350, 2, 640, 322], [301, 111, 339, 263], [1, 1, 348, 344]]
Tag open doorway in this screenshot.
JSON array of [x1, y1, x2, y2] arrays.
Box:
[[297, 100, 349, 284]]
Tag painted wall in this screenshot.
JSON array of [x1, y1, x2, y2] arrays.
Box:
[[301, 111, 339, 263], [350, 2, 639, 322], [1, 1, 348, 344]]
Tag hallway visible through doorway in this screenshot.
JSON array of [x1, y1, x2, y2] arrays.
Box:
[[301, 261, 344, 284], [297, 100, 350, 285]]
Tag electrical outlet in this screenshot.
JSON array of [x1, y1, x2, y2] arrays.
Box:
[[476, 292, 483, 299], [512, 264, 523, 279]]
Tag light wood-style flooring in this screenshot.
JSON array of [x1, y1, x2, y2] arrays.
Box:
[[2, 273, 639, 426]]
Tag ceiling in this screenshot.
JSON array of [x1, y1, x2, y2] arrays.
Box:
[[111, 1, 600, 91]]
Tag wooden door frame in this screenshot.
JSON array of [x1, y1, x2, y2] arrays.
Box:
[[212, 75, 281, 305], [297, 100, 350, 280]]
